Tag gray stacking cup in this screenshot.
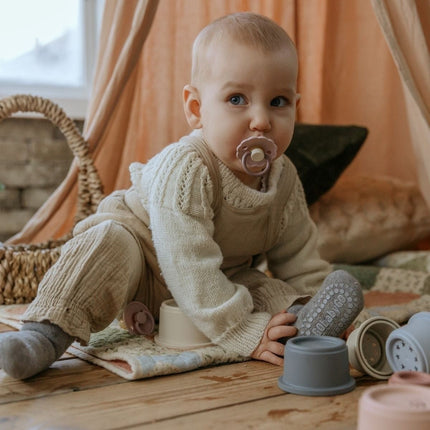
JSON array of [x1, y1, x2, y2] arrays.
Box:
[[386, 312, 430, 373], [278, 336, 355, 396]]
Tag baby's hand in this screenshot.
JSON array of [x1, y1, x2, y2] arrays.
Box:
[[251, 310, 297, 366]]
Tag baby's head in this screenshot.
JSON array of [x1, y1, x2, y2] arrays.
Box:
[[191, 12, 297, 86], [184, 13, 299, 185]]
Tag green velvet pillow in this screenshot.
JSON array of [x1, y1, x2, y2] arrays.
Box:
[[285, 124, 368, 205]]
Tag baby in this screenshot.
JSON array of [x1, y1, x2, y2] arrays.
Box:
[[0, 12, 363, 379]]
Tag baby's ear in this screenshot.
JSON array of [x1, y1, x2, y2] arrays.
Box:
[[183, 85, 202, 129], [295, 93, 301, 109]]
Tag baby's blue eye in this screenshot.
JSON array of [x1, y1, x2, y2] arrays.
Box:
[[229, 95, 246, 105], [271, 96, 289, 107]]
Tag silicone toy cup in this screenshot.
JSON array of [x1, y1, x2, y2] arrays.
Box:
[[278, 336, 355, 396], [389, 370, 430, 387], [346, 316, 400, 379], [123, 301, 155, 335], [386, 311, 430, 373], [236, 136, 277, 176], [357, 385, 430, 430], [155, 299, 212, 350]]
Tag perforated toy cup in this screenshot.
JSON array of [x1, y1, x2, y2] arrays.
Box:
[[357, 384, 430, 430], [154, 299, 212, 350], [386, 312, 430, 373], [278, 336, 355, 396], [347, 316, 400, 379]]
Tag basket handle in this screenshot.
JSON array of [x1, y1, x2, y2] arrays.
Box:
[[0, 94, 104, 225]]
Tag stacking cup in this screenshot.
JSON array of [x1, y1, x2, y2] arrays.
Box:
[[386, 312, 430, 373], [357, 384, 430, 430], [155, 299, 212, 350], [389, 370, 430, 387], [278, 336, 355, 396], [347, 316, 399, 379]]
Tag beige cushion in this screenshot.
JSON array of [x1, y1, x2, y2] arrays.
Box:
[[310, 176, 430, 263]]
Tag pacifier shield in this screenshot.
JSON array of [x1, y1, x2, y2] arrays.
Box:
[[236, 136, 277, 176]]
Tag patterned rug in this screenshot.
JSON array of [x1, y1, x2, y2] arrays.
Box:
[[0, 250, 429, 380], [336, 250, 430, 326], [0, 305, 248, 380]]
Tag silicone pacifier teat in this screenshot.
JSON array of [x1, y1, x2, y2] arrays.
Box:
[[236, 136, 277, 176]]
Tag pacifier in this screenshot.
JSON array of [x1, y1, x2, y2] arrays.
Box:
[[236, 136, 277, 176], [123, 301, 155, 335]]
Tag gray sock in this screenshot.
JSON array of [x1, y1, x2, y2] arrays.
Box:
[[287, 303, 304, 315], [0, 321, 73, 379], [293, 270, 364, 337]]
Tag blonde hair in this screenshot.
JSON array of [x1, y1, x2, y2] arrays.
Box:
[[191, 12, 296, 84]]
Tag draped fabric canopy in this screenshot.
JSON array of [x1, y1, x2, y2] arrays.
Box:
[[9, 0, 430, 244]]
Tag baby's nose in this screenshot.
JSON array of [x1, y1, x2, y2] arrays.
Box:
[[249, 107, 271, 131]]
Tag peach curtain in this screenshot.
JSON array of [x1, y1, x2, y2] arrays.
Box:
[[9, 0, 429, 244], [371, 0, 430, 208]]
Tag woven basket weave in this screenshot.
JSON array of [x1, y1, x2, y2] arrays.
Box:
[[0, 94, 104, 305]]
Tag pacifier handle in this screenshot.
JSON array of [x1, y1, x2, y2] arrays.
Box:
[[123, 301, 155, 335]]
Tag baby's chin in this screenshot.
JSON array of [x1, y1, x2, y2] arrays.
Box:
[[231, 167, 262, 187]]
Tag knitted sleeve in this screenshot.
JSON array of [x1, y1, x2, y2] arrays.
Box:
[[131, 143, 271, 357], [265, 175, 331, 297]]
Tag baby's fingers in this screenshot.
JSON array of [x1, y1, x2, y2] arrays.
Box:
[[269, 311, 297, 327], [268, 324, 297, 341], [258, 342, 285, 366]]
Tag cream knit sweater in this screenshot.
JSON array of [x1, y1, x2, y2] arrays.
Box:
[[24, 131, 330, 356], [129, 131, 330, 356]]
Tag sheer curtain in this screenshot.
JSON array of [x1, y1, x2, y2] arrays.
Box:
[[371, 0, 430, 208], [9, 0, 430, 244]]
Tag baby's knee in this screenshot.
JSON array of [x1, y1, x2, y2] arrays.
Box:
[[95, 220, 142, 255], [68, 220, 143, 264]]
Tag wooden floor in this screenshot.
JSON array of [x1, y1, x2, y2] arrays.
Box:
[[0, 323, 383, 429]]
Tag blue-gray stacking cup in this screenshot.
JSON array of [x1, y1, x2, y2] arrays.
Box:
[[278, 336, 356, 396], [386, 312, 430, 373]]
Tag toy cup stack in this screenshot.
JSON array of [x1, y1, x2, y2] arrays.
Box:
[[356, 312, 430, 429]]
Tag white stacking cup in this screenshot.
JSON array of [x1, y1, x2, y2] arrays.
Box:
[[155, 299, 212, 350]]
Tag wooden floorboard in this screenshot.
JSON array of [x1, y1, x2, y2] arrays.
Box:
[[0, 323, 381, 429], [0, 358, 125, 404]]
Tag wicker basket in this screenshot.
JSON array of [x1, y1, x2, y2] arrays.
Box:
[[0, 94, 104, 305]]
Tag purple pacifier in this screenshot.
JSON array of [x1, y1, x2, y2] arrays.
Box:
[[236, 136, 277, 176], [123, 301, 155, 335]]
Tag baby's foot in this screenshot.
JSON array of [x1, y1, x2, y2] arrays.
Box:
[[293, 270, 364, 337], [0, 321, 73, 379]]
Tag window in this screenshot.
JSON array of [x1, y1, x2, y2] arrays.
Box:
[[0, 0, 104, 118]]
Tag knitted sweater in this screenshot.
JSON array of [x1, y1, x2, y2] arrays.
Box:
[[129, 131, 330, 356]]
